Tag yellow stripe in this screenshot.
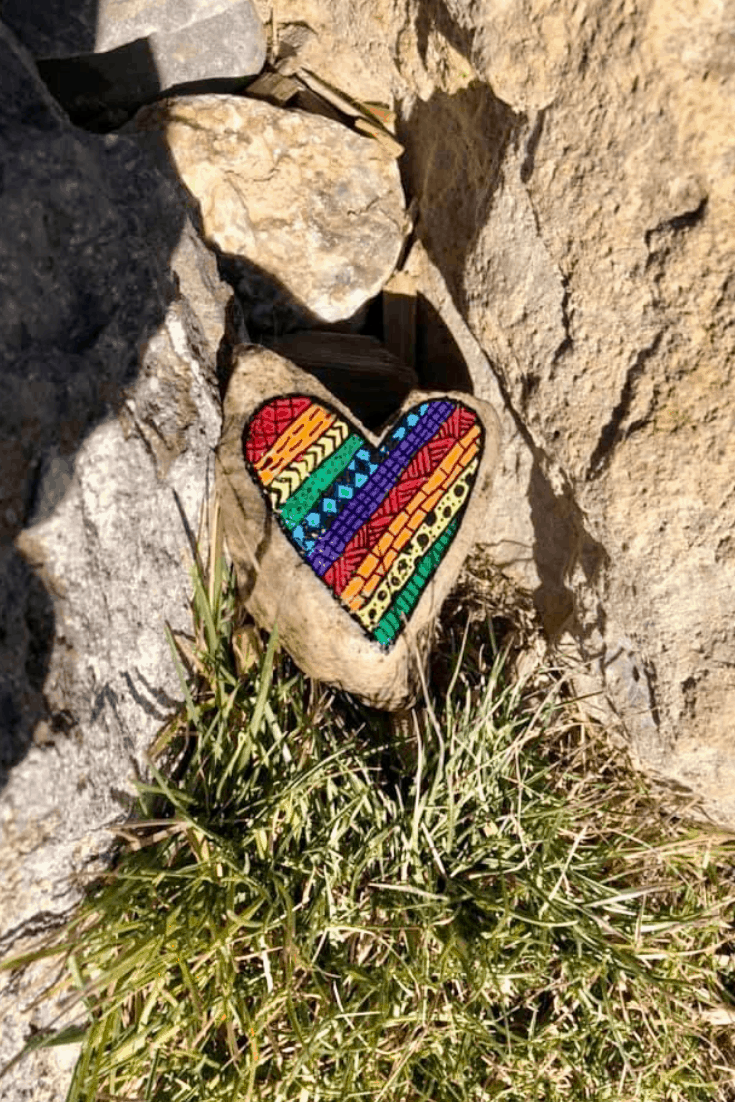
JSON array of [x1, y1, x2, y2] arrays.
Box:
[[268, 419, 350, 505]]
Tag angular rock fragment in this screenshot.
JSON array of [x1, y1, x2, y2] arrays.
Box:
[[129, 95, 406, 327], [216, 348, 501, 709], [37, 4, 266, 128], [3, 0, 250, 59]]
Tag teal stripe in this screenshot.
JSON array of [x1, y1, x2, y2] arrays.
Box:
[[373, 518, 460, 646], [279, 434, 363, 529]]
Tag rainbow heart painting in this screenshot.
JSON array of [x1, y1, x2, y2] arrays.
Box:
[[242, 395, 484, 648]]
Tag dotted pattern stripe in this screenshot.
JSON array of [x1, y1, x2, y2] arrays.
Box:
[[354, 460, 479, 628], [373, 519, 460, 646], [324, 406, 476, 595], [241, 395, 484, 649], [340, 426, 481, 611]]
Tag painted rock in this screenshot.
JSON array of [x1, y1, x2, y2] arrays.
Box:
[[216, 347, 501, 709]]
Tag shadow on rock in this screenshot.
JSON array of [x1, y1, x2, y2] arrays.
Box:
[[398, 81, 519, 320], [215, 252, 477, 432], [398, 74, 603, 640], [0, 20, 186, 789]]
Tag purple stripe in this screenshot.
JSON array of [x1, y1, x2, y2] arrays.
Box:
[[309, 400, 455, 576]]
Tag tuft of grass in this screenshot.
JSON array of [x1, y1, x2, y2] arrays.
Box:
[[2, 531, 735, 1101]]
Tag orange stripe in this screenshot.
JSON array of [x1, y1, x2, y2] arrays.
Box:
[[342, 426, 480, 609], [256, 406, 335, 486]]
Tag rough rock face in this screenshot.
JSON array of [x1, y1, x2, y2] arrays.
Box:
[[217, 349, 500, 709], [0, 23, 228, 1097], [254, 0, 735, 823], [129, 95, 406, 326], [3, 0, 250, 58]]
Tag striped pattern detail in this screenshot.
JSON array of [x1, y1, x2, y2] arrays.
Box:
[[351, 456, 480, 629], [268, 421, 350, 507], [339, 423, 481, 611], [373, 519, 460, 646], [280, 434, 364, 530], [252, 404, 336, 486], [244, 396, 313, 466], [242, 395, 483, 649]]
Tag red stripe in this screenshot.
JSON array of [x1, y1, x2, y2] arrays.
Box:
[[243, 397, 313, 466], [324, 412, 469, 594]]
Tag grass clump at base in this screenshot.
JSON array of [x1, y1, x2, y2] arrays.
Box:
[[2, 547, 735, 1102]]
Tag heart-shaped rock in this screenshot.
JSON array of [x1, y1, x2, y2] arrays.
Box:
[[217, 347, 500, 709], [243, 395, 484, 648]]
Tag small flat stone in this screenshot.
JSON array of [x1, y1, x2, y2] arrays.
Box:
[[129, 94, 406, 326], [216, 348, 501, 709]]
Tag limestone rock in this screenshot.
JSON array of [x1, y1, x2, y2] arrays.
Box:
[[37, 4, 266, 129], [129, 94, 406, 326], [3, 0, 250, 59], [216, 347, 500, 710], [278, 0, 735, 822], [0, 22, 228, 1096]]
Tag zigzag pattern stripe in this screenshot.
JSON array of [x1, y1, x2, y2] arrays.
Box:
[[268, 421, 350, 507], [242, 394, 484, 649], [280, 434, 364, 533], [256, 405, 337, 486]]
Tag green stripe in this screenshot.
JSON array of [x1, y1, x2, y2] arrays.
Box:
[[279, 434, 363, 529], [373, 517, 459, 646]]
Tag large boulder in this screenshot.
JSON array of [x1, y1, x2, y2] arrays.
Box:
[[36, 4, 267, 129], [0, 22, 228, 1096], [262, 0, 735, 823]]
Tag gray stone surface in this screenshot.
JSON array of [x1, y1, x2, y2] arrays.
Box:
[[128, 94, 406, 326], [37, 4, 266, 128], [3, 0, 250, 59], [0, 21, 228, 1097]]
